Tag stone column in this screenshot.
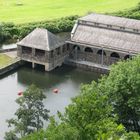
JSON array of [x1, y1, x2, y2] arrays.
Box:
[[45, 63, 49, 71], [101, 48, 104, 66], [32, 62, 35, 69], [17, 45, 22, 57], [32, 48, 35, 58]]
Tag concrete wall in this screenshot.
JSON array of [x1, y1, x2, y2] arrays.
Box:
[[0, 48, 17, 53], [0, 60, 23, 76]]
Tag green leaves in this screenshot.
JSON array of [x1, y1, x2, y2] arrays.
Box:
[[5, 84, 50, 140], [99, 56, 140, 132]]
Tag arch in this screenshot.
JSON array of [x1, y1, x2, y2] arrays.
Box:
[[124, 55, 130, 60], [56, 47, 60, 55], [97, 50, 106, 56], [85, 47, 93, 53], [111, 52, 120, 58], [62, 45, 66, 53], [73, 45, 80, 51]]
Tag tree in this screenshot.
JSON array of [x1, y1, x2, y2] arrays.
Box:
[[98, 55, 140, 133], [45, 82, 131, 140], [21, 82, 140, 140], [45, 79, 140, 140], [5, 84, 49, 140]]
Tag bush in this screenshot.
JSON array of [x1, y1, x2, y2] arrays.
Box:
[[0, 15, 79, 44]]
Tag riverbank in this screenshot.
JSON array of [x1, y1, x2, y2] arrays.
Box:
[[0, 50, 23, 76]]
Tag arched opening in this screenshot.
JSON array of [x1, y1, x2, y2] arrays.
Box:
[[50, 50, 54, 58], [85, 47, 93, 53], [124, 55, 130, 60], [56, 47, 60, 55], [110, 52, 120, 58], [97, 50, 106, 56], [62, 45, 66, 53], [73, 45, 80, 51]]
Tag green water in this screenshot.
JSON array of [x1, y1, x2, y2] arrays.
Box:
[[0, 64, 100, 139]]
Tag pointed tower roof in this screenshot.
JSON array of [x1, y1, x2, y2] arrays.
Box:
[[17, 28, 64, 51]]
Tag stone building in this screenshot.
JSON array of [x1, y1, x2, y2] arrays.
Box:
[[17, 28, 69, 71], [17, 14, 140, 72], [67, 13, 140, 68]]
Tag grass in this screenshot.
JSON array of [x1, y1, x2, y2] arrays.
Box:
[[0, 0, 139, 24], [0, 54, 13, 68]]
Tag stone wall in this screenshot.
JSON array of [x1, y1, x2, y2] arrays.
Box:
[[18, 44, 70, 71], [0, 48, 17, 53], [69, 44, 131, 66], [64, 59, 109, 74], [0, 60, 23, 76]]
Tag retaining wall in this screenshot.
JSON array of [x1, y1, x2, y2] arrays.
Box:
[[64, 59, 109, 74], [0, 48, 17, 53], [0, 59, 23, 76]]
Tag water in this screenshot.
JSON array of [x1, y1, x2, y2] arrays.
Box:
[[0, 64, 100, 139], [0, 43, 17, 50]]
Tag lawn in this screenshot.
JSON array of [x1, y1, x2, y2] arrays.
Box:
[[0, 0, 139, 24], [0, 54, 13, 68]]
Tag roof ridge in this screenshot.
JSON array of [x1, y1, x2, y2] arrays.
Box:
[[46, 29, 50, 51], [17, 28, 64, 51]]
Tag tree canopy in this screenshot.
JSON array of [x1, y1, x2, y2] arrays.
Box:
[[98, 56, 140, 132], [5, 84, 50, 140]]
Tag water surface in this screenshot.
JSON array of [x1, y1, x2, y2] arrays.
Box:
[[0, 65, 100, 139]]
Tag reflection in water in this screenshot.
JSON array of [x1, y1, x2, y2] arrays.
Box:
[[0, 64, 100, 139], [18, 65, 99, 89]]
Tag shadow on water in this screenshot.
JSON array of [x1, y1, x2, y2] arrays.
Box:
[[17, 63, 100, 90]]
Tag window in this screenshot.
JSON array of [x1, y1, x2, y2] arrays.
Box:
[[107, 25, 112, 28], [57, 48, 60, 55], [94, 23, 99, 26], [73, 45, 80, 51], [97, 50, 106, 56], [124, 55, 130, 60], [62, 45, 66, 53], [85, 47, 93, 53], [35, 49, 45, 56], [120, 27, 125, 30], [50, 50, 54, 58], [111, 52, 120, 58], [133, 29, 139, 32]]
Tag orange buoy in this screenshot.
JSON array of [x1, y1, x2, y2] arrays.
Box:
[[53, 89, 59, 94], [18, 91, 23, 96]]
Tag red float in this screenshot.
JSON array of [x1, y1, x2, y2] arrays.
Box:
[[18, 91, 23, 96], [53, 89, 59, 94]]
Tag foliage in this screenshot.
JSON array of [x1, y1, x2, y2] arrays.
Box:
[[22, 117, 80, 140], [5, 84, 49, 140], [111, 2, 140, 20], [97, 56, 140, 133], [21, 56, 140, 139], [21, 81, 140, 140], [0, 15, 78, 43], [1, 2, 140, 44]]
